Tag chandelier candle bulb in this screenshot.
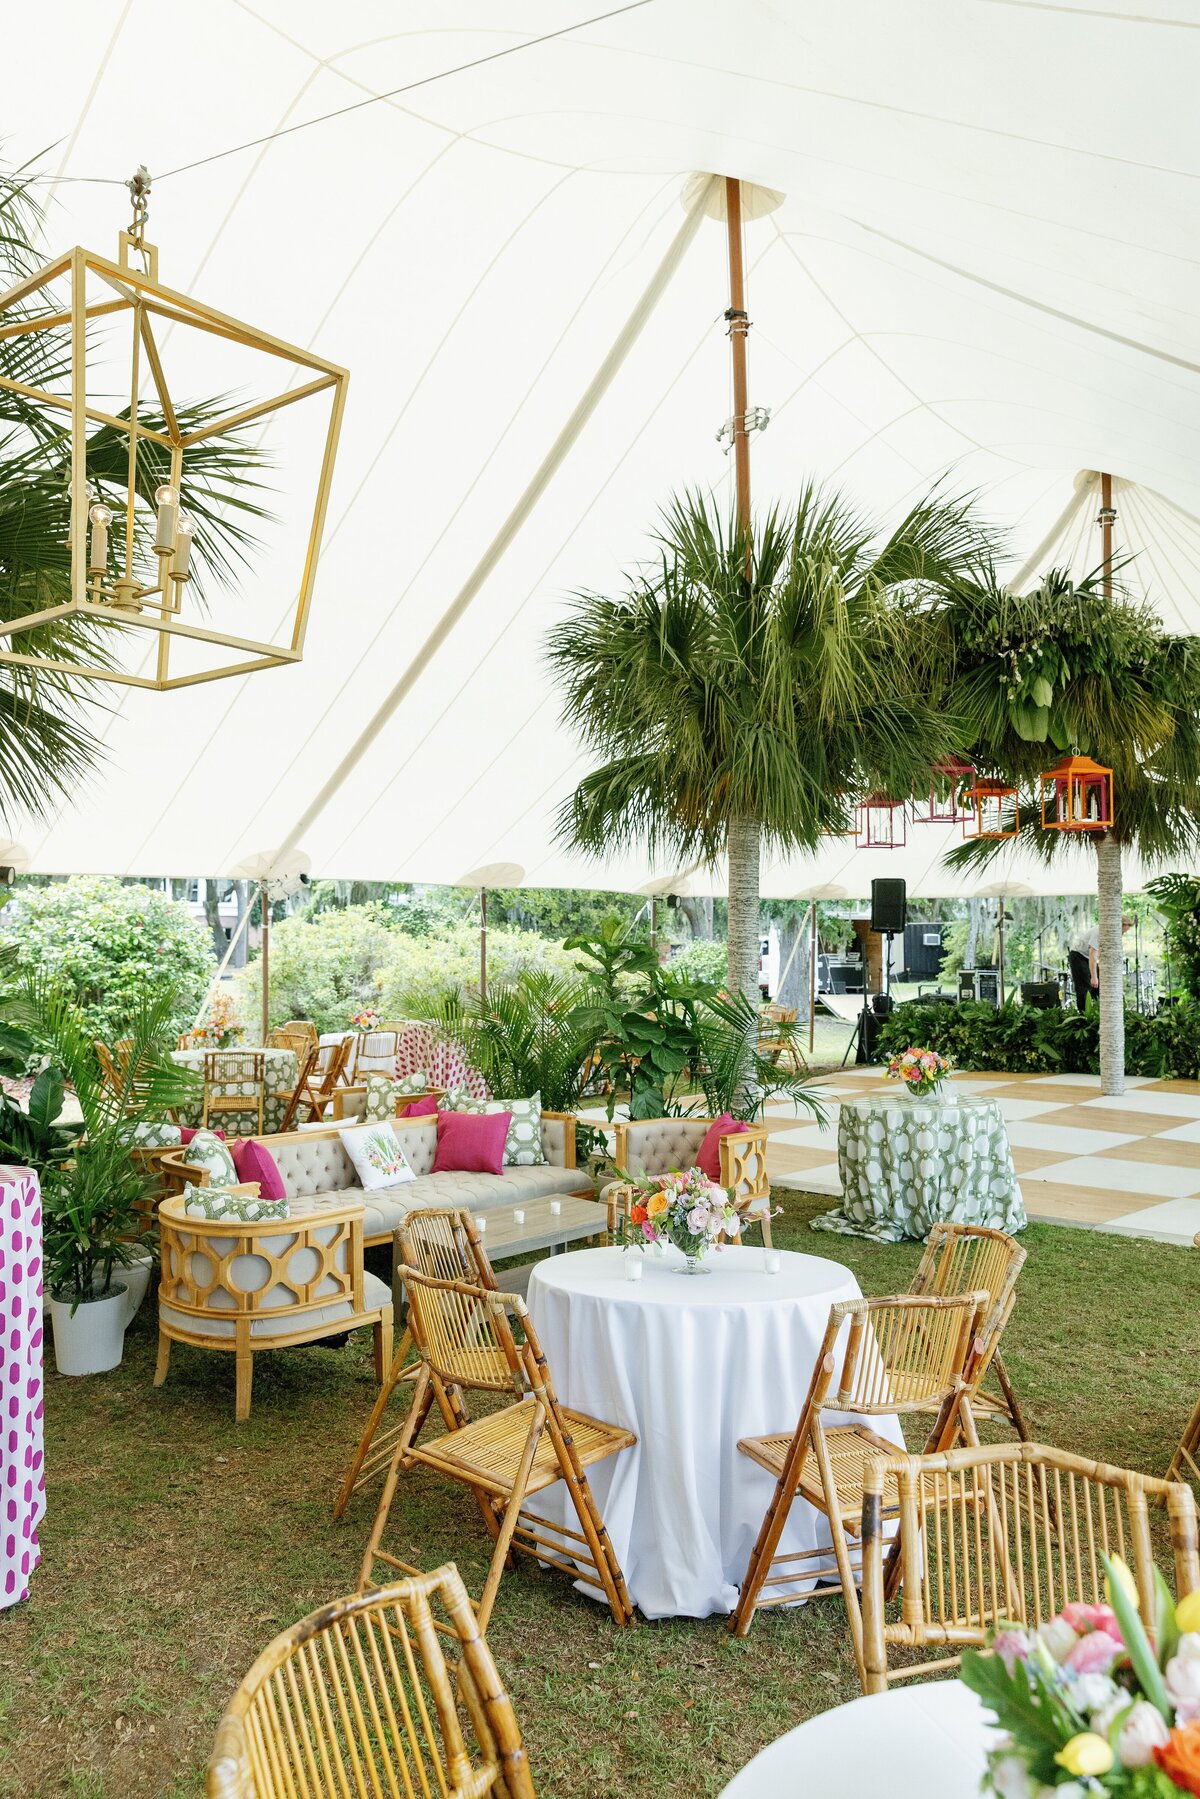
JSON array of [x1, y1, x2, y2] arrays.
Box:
[[153, 485, 178, 551], [87, 504, 111, 575], [170, 516, 194, 581]]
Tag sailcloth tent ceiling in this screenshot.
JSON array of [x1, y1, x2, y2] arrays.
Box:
[[4, 0, 1199, 897]]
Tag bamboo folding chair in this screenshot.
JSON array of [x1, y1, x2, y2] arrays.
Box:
[[334, 1210, 500, 1519], [280, 1019, 318, 1051], [352, 1029, 400, 1080], [267, 1026, 311, 1054], [207, 1563, 537, 1799], [861, 1441, 1200, 1694], [271, 1044, 320, 1134], [202, 1051, 266, 1136], [359, 1267, 636, 1632], [293, 1036, 354, 1123], [728, 1290, 988, 1684], [1169, 1396, 1200, 1489], [908, 1223, 1029, 1440]]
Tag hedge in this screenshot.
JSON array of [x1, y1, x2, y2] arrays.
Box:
[[877, 996, 1200, 1081]]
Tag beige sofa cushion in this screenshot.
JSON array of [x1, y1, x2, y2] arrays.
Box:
[[161, 1268, 391, 1340]]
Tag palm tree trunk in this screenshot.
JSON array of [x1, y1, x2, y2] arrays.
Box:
[[726, 815, 762, 1011], [1096, 831, 1125, 1096]]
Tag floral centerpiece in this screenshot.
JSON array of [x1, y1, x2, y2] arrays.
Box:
[[621, 1165, 739, 1273], [350, 1006, 381, 1033], [886, 1044, 952, 1100], [961, 1553, 1200, 1796], [196, 990, 244, 1049]]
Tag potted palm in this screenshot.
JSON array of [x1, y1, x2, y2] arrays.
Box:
[[0, 967, 199, 1375]]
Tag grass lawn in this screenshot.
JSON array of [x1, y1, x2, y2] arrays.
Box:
[[1, 1191, 1196, 1798]]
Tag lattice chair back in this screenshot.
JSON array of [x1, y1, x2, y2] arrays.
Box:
[[862, 1441, 1200, 1692], [207, 1563, 537, 1799], [402, 1267, 525, 1396], [827, 1291, 988, 1418]]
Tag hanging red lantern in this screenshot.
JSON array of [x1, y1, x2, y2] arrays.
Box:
[[912, 757, 977, 825], [1039, 754, 1113, 832], [855, 793, 906, 850], [964, 778, 1020, 840]]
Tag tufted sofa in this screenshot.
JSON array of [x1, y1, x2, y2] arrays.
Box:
[[610, 1116, 773, 1244], [159, 1111, 589, 1248]]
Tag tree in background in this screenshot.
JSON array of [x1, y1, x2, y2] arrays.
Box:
[[5, 876, 214, 1042], [939, 568, 1200, 1093], [549, 487, 991, 1050]]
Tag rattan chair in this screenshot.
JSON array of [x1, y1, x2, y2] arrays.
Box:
[[728, 1290, 988, 1683], [202, 1051, 266, 1136], [359, 1267, 636, 1631], [908, 1223, 1029, 1440], [334, 1210, 499, 1518], [279, 1019, 318, 1051], [290, 1036, 353, 1123], [861, 1441, 1200, 1693], [271, 1043, 320, 1134], [267, 1026, 311, 1054], [207, 1563, 537, 1799]]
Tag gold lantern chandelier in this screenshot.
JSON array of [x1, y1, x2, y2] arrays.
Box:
[[0, 168, 348, 689]]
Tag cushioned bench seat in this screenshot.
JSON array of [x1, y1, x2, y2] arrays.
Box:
[[159, 1110, 590, 1248]]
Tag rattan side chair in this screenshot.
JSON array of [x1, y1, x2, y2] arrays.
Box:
[[861, 1441, 1200, 1694], [202, 1051, 266, 1136], [359, 1267, 636, 1632], [297, 1035, 354, 1120], [908, 1222, 1029, 1439], [728, 1289, 988, 1686], [207, 1563, 537, 1799], [272, 1043, 320, 1134], [334, 1209, 499, 1518]]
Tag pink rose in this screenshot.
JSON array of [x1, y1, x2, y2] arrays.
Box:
[[992, 1629, 1031, 1674], [1064, 1630, 1122, 1676], [1062, 1602, 1120, 1639]]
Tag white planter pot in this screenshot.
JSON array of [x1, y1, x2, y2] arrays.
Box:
[[49, 1282, 129, 1376]]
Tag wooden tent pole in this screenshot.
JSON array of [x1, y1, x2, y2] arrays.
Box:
[[724, 177, 752, 558], [259, 879, 270, 1044], [808, 901, 817, 1053], [1099, 471, 1115, 600], [480, 887, 488, 1002]]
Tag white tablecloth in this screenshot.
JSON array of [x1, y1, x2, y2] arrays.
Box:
[[721, 1681, 996, 1797], [525, 1245, 903, 1620]]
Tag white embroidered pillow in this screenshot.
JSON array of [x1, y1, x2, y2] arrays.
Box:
[[338, 1123, 416, 1190]]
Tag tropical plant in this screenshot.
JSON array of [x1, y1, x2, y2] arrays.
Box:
[[6, 876, 215, 1042], [0, 161, 271, 812], [1146, 873, 1200, 997], [235, 901, 397, 1033], [938, 568, 1200, 1093], [549, 485, 993, 1096], [877, 994, 1200, 1082], [0, 963, 199, 1306], [414, 970, 601, 1117]]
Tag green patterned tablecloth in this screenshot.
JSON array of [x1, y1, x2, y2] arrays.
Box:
[[171, 1047, 298, 1136], [811, 1093, 1026, 1243]]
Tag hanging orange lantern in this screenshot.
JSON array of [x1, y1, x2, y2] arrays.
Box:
[[964, 778, 1020, 840], [1039, 754, 1113, 832], [855, 792, 906, 849], [912, 757, 976, 826]]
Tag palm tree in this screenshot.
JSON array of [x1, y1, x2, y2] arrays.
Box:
[[0, 161, 271, 812], [939, 566, 1200, 1094], [549, 485, 993, 1018]]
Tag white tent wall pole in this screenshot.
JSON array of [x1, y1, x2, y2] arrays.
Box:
[[191, 896, 254, 1029], [1008, 474, 1095, 593], [267, 175, 719, 872]]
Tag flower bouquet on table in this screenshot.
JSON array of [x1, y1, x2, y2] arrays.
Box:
[[198, 990, 244, 1049], [620, 1165, 740, 1274], [961, 1553, 1200, 1796], [350, 1007, 380, 1033], [885, 1045, 952, 1101]]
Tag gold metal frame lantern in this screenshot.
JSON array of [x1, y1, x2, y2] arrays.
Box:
[[0, 173, 348, 690]]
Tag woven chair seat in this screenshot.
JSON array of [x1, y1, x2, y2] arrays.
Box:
[[414, 1397, 635, 1497], [739, 1423, 902, 1534]]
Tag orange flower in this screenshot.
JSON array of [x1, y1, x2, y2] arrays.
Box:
[[647, 1191, 669, 1217], [1155, 1721, 1200, 1795], [630, 1203, 648, 1225]]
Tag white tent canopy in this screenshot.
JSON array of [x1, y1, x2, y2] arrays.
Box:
[[4, 1, 1199, 897]]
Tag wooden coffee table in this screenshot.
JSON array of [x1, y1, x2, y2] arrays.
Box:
[[388, 1193, 608, 1310]]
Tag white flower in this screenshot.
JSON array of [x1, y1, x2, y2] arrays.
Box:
[[1165, 1647, 1200, 1722], [1115, 1700, 1170, 1769], [1036, 1617, 1079, 1663], [1068, 1671, 1118, 1714], [991, 1754, 1033, 1799], [1176, 1631, 1200, 1663]]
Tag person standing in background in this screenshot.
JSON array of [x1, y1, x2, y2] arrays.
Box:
[[1068, 921, 1100, 1013]]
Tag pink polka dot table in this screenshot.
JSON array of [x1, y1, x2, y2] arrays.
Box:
[[0, 1166, 44, 1608]]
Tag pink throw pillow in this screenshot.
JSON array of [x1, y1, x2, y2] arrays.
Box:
[[433, 1109, 511, 1176], [401, 1094, 438, 1118], [697, 1113, 750, 1183], [181, 1125, 225, 1143], [230, 1138, 287, 1202]]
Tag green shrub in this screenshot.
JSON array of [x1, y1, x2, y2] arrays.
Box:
[[878, 995, 1200, 1080], [5, 877, 214, 1043], [374, 925, 583, 1018], [234, 903, 397, 1034], [665, 939, 727, 987]]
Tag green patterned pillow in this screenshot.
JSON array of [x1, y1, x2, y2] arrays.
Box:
[[133, 1120, 183, 1147], [396, 1069, 428, 1095], [182, 1182, 289, 1222], [364, 1070, 429, 1120], [186, 1129, 238, 1186], [441, 1091, 545, 1167]]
